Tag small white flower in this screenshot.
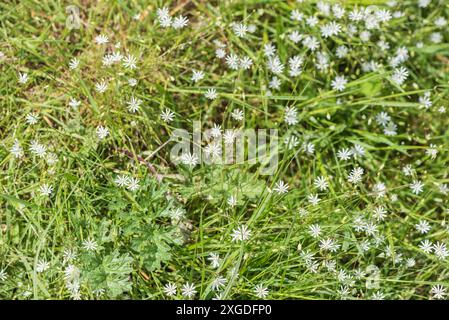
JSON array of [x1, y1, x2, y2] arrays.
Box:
[[314, 176, 328, 191], [10, 140, 23, 158], [430, 285, 446, 300], [122, 54, 137, 70], [205, 88, 218, 100], [69, 58, 80, 70], [95, 80, 108, 93], [284, 107, 298, 125], [172, 15, 189, 29], [191, 70, 204, 82], [126, 177, 140, 191], [82, 238, 98, 251], [181, 282, 196, 298], [211, 276, 227, 291], [208, 253, 220, 269], [94, 34, 109, 44], [163, 282, 177, 297], [96, 126, 109, 140], [254, 284, 269, 298], [126, 96, 142, 113], [231, 109, 244, 121], [307, 194, 320, 206], [233, 23, 248, 38], [181, 152, 199, 167], [348, 167, 364, 184], [161, 108, 175, 122], [26, 113, 39, 125], [39, 184, 53, 197], [36, 260, 50, 273], [331, 75, 348, 91], [231, 225, 251, 242], [410, 180, 424, 195], [69, 98, 81, 108], [415, 220, 431, 234], [18, 72, 29, 84], [273, 180, 289, 194], [114, 175, 130, 187]]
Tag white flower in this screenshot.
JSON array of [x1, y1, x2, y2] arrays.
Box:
[[36, 260, 50, 273], [320, 21, 341, 38], [337, 148, 352, 161], [263, 43, 276, 57], [18, 72, 29, 84], [208, 253, 220, 269], [96, 126, 109, 140], [336, 45, 349, 58], [284, 106, 298, 125], [122, 54, 137, 70], [419, 240, 433, 253], [205, 88, 218, 100], [233, 23, 248, 38], [373, 206, 387, 221], [430, 285, 446, 300], [348, 167, 364, 184], [307, 194, 320, 206], [319, 238, 340, 252], [172, 15, 189, 29], [181, 282, 196, 298], [302, 142, 315, 155], [69, 58, 80, 70], [127, 177, 140, 191], [94, 34, 109, 44], [191, 70, 204, 82], [308, 224, 321, 238], [391, 67, 409, 85], [351, 144, 365, 158], [215, 48, 226, 59], [291, 10, 303, 21], [273, 180, 289, 194], [415, 220, 431, 234], [239, 56, 253, 70], [29, 140, 47, 157], [82, 238, 98, 251], [69, 98, 81, 108], [181, 152, 199, 167], [376, 112, 391, 126], [227, 195, 237, 207], [225, 54, 239, 70], [157, 7, 172, 27], [95, 80, 108, 93], [163, 283, 177, 297], [39, 184, 53, 197], [0, 269, 7, 281], [254, 284, 269, 298], [231, 225, 251, 242], [426, 144, 438, 159], [231, 108, 244, 121], [433, 242, 448, 260], [314, 176, 328, 191], [410, 180, 424, 195], [267, 56, 284, 74], [289, 31, 302, 44], [26, 113, 39, 125], [331, 75, 347, 92], [114, 175, 130, 187], [160, 108, 175, 122], [439, 184, 448, 195], [211, 276, 227, 291], [306, 15, 319, 27], [128, 78, 137, 87], [10, 140, 23, 158], [126, 96, 142, 113]]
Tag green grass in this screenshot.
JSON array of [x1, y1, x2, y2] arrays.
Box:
[[0, 0, 449, 300]]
